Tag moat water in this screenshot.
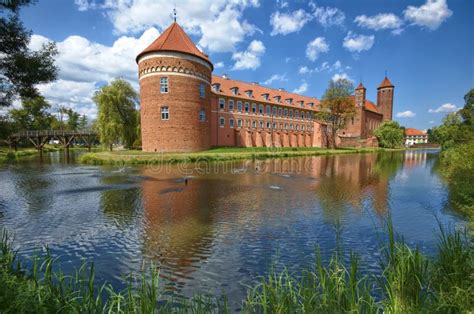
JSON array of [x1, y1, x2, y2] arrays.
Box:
[[0, 149, 466, 308]]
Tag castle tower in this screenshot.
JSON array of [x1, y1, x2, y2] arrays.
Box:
[[355, 82, 366, 107], [136, 22, 213, 152], [377, 77, 394, 121]]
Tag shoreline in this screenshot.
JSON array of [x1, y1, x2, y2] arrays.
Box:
[[79, 147, 405, 165]]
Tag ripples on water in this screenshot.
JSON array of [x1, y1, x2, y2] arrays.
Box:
[[0, 149, 464, 308]]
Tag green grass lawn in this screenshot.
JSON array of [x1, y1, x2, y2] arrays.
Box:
[[79, 146, 400, 165]]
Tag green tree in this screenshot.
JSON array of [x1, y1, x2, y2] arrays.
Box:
[[78, 114, 88, 130], [9, 96, 53, 130], [93, 79, 138, 150], [316, 79, 356, 148], [0, 0, 58, 106], [374, 121, 405, 148]]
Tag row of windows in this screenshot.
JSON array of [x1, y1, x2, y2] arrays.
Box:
[[218, 117, 313, 131], [160, 77, 206, 98], [218, 98, 314, 120]]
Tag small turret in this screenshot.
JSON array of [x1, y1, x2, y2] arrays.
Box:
[[355, 82, 366, 107]]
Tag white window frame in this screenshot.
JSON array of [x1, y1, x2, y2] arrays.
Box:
[[219, 98, 225, 111], [228, 99, 234, 111], [229, 118, 235, 128], [244, 102, 250, 113], [219, 117, 225, 127], [237, 119, 243, 128], [160, 77, 169, 93], [161, 106, 169, 120], [199, 109, 206, 122], [199, 83, 205, 98], [237, 101, 243, 112]]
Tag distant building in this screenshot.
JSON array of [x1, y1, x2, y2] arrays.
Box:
[[405, 128, 428, 146], [136, 21, 395, 152]]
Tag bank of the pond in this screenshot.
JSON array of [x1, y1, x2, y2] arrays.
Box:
[[79, 147, 401, 165], [0, 146, 103, 164], [1, 224, 472, 313]]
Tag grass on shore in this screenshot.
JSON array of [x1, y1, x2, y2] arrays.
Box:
[[79, 147, 396, 165], [0, 146, 62, 164], [1, 220, 472, 313]]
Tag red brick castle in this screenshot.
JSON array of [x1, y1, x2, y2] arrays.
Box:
[[137, 22, 394, 152]]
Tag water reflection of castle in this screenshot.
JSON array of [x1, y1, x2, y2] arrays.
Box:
[[136, 152, 402, 278]]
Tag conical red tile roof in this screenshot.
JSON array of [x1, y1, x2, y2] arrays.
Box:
[[136, 22, 212, 68], [356, 82, 366, 90], [378, 77, 394, 88]]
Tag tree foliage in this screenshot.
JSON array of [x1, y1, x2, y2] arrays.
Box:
[[429, 90, 474, 149], [9, 96, 53, 131], [374, 121, 405, 148], [93, 79, 138, 150], [316, 79, 356, 148], [0, 0, 57, 106]]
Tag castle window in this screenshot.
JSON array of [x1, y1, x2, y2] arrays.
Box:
[[245, 90, 253, 97], [251, 103, 257, 113], [286, 98, 293, 105], [298, 101, 304, 107], [229, 99, 234, 111], [259, 121, 264, 128], [244, 102, 250, 113], [262, 93, 269, 101], [252, 120, 256, 128], [266, 105, 271, 115], [295, 110, 300, 119], [289, 110, 293, 118], [274, 96, 281, 103], [259, 104, 264, 115], [266, 121, 271, 128], [278, 108, 282, 116], [308, 102, 314, 108], [212, 83, 220, 92], [229, 118, 235, 128], [199, 109, 206, 122], [272, 107, 277, 116], [284, 108, 288, 117], [219, 98, 225, 110], [273, 122, 277, 129], [219, 117, 225, 127], [199, 83, 205, 98], [160, 77, 169, 93], [161, 106, 169, 120], [231, 87, 238, 95], [237, 119, 243, 128], [237, 101, 242, 112]]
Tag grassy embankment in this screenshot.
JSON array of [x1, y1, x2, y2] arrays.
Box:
[[439, 141, 474, 224], [1, 221, 472, 313], [0, 146, 62, 164], [79, 147, 400, 165]]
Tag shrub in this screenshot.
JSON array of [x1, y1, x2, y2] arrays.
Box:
[[374, 121, 404, 148]]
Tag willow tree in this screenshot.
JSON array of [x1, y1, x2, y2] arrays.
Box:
[[316, 79, 356, 148], [93, 79, 138, 151]]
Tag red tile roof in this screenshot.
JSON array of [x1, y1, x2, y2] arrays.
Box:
[[405, 128, 427, 136], [136, 22, 212, 68], [348, 96, 381, 114], [378, 76, 394, 88], [211, 75, 320, 110], [356, 82, 366, 90]]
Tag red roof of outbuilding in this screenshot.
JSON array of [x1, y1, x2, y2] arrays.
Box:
[[136, 22, 212, 68], [348, 96, 381, 114], [405, 128, 427, 136], [378, 76, 394, 88]]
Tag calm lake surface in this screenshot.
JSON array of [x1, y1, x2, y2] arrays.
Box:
[[0, 149, 466, 307]]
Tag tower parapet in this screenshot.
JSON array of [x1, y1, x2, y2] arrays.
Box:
[[137, 22, 213, 152]]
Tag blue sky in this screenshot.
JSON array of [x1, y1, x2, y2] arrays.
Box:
[[20, 0, 473, 129]]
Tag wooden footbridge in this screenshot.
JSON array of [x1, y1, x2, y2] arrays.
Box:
[[6, 130, 98, 156]]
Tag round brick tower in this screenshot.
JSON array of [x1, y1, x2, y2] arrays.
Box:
[[136, 22, 213, 152]]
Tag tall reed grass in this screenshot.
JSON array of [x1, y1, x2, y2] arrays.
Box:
[[1, 220, 472, 313]]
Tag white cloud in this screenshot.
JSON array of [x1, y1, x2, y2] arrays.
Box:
[[74, 0, 97, 11], [404, 0, 452, 30], [332, 72, 353, 82], [262, 73, 287, 85], [214, 61, 225, 68], [396, 110, 416, 118], [270, 9, 312, 36], [77, 0, 260, 53], [28, 28, 159, 118], [429, 120, 435, 124], [299, 60, 343, 75], [342, 32, 375, 53], [231, 40, 265, 70], [311, 3, 345, 27], [354, 13, 403, 32], [292, 81, 308, 94], [428, 103, 459, 113], [305, 37, 329, 61]]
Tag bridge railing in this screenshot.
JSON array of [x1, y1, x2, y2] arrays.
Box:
[[10, 130, 97, 138]]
